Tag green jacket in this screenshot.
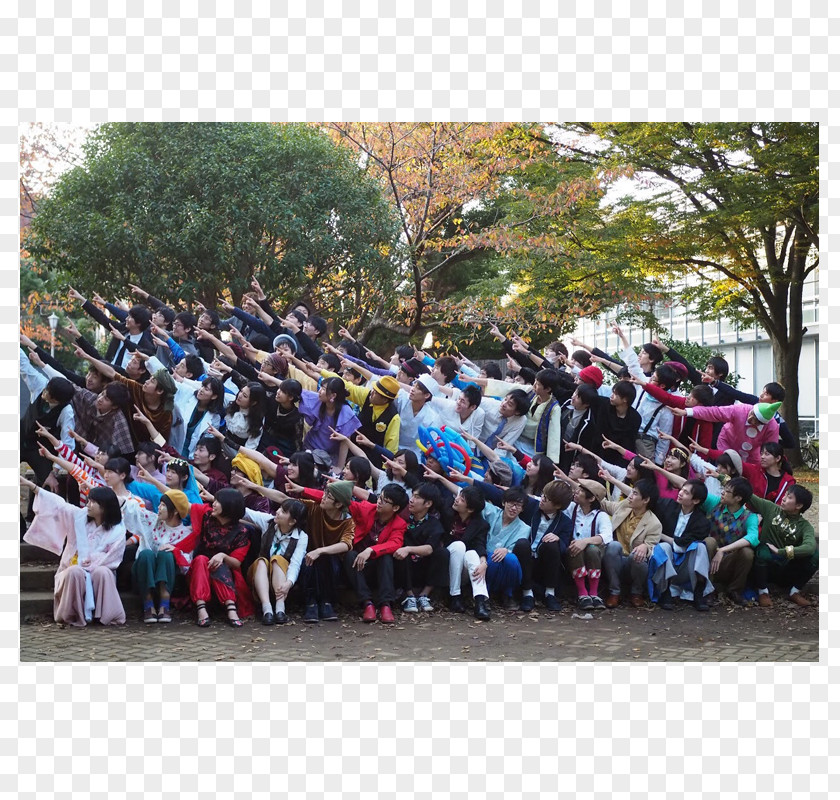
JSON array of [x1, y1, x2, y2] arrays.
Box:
[[749, 494, 816, 558]]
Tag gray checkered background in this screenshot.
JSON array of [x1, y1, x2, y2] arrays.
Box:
[[2, 0, 836, 796]]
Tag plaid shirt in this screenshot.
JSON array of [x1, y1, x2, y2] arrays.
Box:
[[71, 387, 135, 456]]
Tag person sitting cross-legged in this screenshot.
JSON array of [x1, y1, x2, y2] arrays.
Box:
[[600, 478, 662, 608], [393, 483, 449, 613], [750, 486, 817, 608], [648, 479, 714, 611]]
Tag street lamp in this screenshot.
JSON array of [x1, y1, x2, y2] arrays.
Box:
[[48, 312, 59, 358]]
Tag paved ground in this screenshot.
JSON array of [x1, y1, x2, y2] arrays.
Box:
[[20, 590, 818, 662]]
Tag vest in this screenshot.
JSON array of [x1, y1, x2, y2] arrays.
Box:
[[355, 396, 398, 468], [709, 503, 750, 546]]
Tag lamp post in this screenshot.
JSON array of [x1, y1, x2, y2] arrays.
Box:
[[48, 312, 59, 358]]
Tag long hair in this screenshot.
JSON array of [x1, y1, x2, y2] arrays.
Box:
[[526, 455, 556, 496], [279, 498, 308, 531], [87, 486, 122, 529], [288, 451, 317, 488], [318, 377, 349, 426], [196, 376, 226, 416], [226, 381, 267, 437]]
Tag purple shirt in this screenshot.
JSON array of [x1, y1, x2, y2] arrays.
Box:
[[299, 389, 361, 464]]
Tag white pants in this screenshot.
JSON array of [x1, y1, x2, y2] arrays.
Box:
[[447, 541, 488, 598]]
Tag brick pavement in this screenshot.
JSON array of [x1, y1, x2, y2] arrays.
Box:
[[19, 602, 819, 662]]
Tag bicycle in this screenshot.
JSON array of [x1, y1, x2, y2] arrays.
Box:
[[801, 430, 819, 471]]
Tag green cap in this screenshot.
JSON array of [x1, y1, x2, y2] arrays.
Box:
[[752, 401, 781, 424]]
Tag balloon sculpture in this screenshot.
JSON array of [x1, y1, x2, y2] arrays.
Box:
[[416, 425, 485, 479]]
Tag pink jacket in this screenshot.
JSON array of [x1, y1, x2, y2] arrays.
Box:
[[687, 404, 779, 466]]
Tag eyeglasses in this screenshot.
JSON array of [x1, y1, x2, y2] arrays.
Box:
[[505, 500, 524, 507]]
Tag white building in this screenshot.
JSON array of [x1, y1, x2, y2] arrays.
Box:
[[569, 271, 819, 436]]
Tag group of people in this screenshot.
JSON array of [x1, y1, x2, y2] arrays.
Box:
[[19, 276, 817, 630]]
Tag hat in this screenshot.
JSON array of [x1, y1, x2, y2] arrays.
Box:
[[486, 460, 513, 487], [272, 334, 298, 355], [153, 368, 177, 410], [372, 375, 400, 400], [752, 401, 782, 424], [399, 358, 430, 379], [262, 446, 284, 465], [310, 449, 333, 470], [723, 449, 743, 475], [577, 478, 607, 502], [414, 374, 438, 397], [663, 360, 688, 380], [163, 489, 190, 519], [231, 452, 263, 486], [325, 479, 354, 508], [578, 365, 603, 389], [264, 353, 288, 376]]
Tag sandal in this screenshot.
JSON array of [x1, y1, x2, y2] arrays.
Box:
[[225, 601, 243, 628], [195, 601, 211, 628]]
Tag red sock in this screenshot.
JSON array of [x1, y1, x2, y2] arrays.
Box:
[[587, 569, 602, 597], [572, 566, 588, 597]]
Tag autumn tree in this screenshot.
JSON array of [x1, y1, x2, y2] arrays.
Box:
[[24, 122, 399, 313], [552, 122, 818, 450]]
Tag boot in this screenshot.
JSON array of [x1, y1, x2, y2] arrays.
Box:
[[693, 577, 709, 612], [473, 595, 491, 621]]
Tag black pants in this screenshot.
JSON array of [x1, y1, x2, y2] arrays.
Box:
[[298, 554, 342, 605], [512, 538, 563, 592], [393, 548, 449, 592], [753, 544, 819, 592], [344, 551, 395, 605]]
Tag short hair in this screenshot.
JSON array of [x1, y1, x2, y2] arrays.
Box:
[[684, 478, 708, 505], [573, 383, 598, 407], [726, 476, 753, 504], [102, 381, 131, 408], [104, 457, 133, 485], [482, 362, 503, 380], [288, 309, 307, 326], [250, 333, 272, 352], [307, 315, 328, 336], [787, 485, 813, 513], [87, 487, 123, 529], [640, 343, 663, 367], [546, 341, 568, 358], [434, 355, 458, 383], [571, 349, 591, 368], [127, 305, 151, 330], [183, 354, 204, 379], [632, 478, 659, 507], [517, 367, 536, 385], [156, 306, 177, 327], [763, 381, 785, 402], [395, 344, 415, 362], [174, 311, 197, 332], [502, 486, 527, 506], [542, 479, 573, 510], [534, 368, 560, 393], [413, 482, 441, 512], [45, 376, 75, 406], [506, 388, 530, 416], [460, 384, 483, 409], [458, 485, 486, 515], [654, 363, 679, 391], [706, 356, 729, 380], [690, 384, 715, 406], [320, 352, 342, 373], [214, 487, 246, 523], [279, 498, 308, 530], [382, 483, 409, 512], [573, 453, 600, 480], [611, 380, 636, 405], [200, 308, 221, 328]]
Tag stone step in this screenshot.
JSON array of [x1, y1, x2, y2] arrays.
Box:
[[20, 543, 60, 564], [20, 564, 55, 592], [20, 591, 55, 621]]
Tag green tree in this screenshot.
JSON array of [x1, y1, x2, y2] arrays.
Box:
[[25, 123, 400, 316], [553, 122, 818, 453]]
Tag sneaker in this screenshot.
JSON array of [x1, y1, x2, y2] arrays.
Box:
[[520, 595, 536, 612], [362, 602, 377, 622], [401, 596, 419, 613], [379, 604, 395, 624], [577, 596, 594, 610], [319, 602, 338, 621], [590, 595, 606, 611], [417, 595, 434, 612], [302, 603, 319, 623], [544, 594, 562, 612], [143, 605, 158, 624]]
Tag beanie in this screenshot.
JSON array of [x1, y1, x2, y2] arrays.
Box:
[[163, 489, 190, 519], [578, 365, 604, 389], [414, 374, 438, 398], [153, 368, 177, 411], [272, 334, 299, 355], [325, 479, 354, 508], [723, 449, 743, 475], [663, 360, 688, 381], [231, 452, 263, 486]]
